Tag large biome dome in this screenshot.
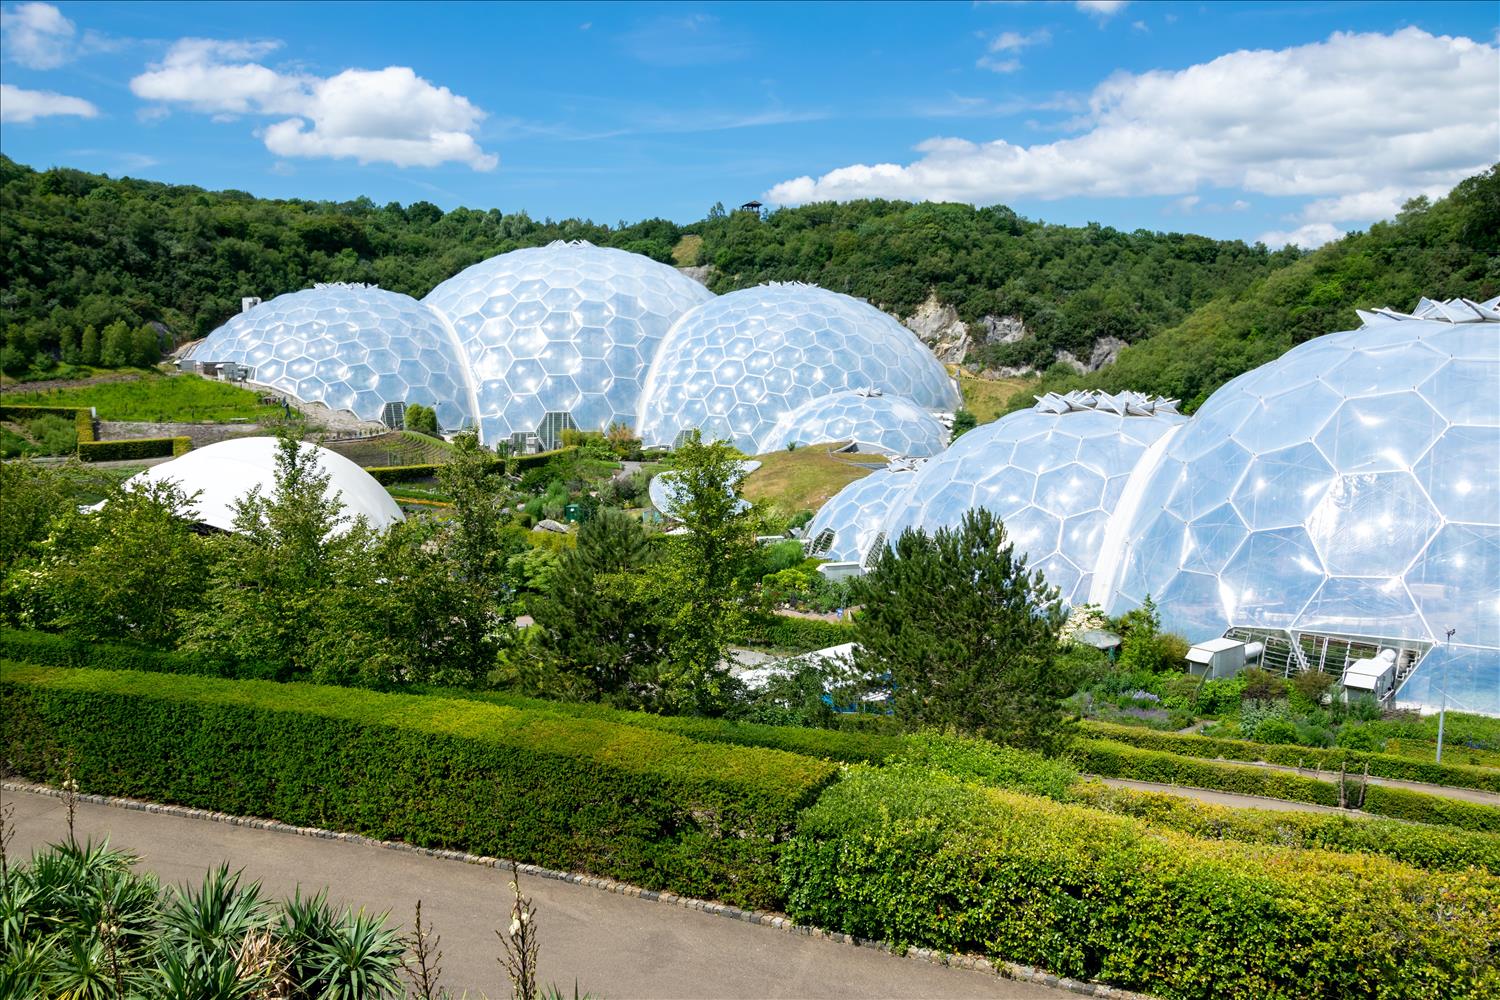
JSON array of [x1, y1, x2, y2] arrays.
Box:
[[806, 462, 923, 564], [759, 388, 948, 457], [1102, 297, 1500, 715], [422, 241, 713, 449], [879, 392, 1185, 606], [196, 284, 474, 430], [125, 437, 404, 534], [636, 283, 960, 455]]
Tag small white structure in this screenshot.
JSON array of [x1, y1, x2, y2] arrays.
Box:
[[817, 561, 864, 582], [1185, 637, 1261, 679], [1341, 649, 1399, 701], [123, 437, 403, 535]]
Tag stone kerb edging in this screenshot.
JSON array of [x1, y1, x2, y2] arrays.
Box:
[[4, 779, 1153, 1000]]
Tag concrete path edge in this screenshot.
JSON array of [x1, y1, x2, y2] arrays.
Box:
[[4, 779, 1152, 1000]]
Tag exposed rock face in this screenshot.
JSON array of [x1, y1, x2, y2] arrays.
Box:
[[678, 264, 715, 287], [981, 315, 1028, 345], [1055, 336, 1128, 374], [903, 292, 971, 364]]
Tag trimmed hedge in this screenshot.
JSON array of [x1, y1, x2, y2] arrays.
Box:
[[782, 766, 1500, 999], [78, 435, 191, 462], [364, 446, 578, 484], [0, 663, 836, 909], [1, 402, 95, 444], [736, 612, 856, 652], [1083, 720, 1500, 793], [448, 688, 899, 764], [1070, 780, 1500, 875], [1073, 737, 1500, 833], [0, 628, 275, 679]]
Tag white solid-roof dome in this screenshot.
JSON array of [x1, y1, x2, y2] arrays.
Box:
[[196, 284, 475, 431], [1101, 296, 1500, 715], [758, 389, 949, 457], [422, 241, 713, 448], [880, 392, 1185, 605], [127, 437, 404, 534], [636, 283, 960, 455]]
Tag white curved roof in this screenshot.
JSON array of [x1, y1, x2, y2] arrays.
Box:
[[758, 389, 948, 457], [127, 437, 404, 534], [636, 283, 960, 454]]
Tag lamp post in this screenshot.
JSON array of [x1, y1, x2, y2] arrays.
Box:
[[1436, 628, 1455, 764]]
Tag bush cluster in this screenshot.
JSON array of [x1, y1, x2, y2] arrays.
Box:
[[77, 434, 192, 462], [0, 628, 258, 678], [781, 766, 1500, 999], [1070, 781, 1500, 875], [1, 663, 836, 909], [366, 446, 578, 485], [1072, 737, 1500, 833], [1083, 720, 1500, 793]]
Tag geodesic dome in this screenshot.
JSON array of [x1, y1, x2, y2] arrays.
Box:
[[806, 463, 922, 564], [422, 241, 713, 448], [1101, 297, 1500, 715], [125, 437, 404, 534], [758, 389, 948, 457], [197, 284, 474, 430], [879, 392, 1185, 605], [636, 283, 960, 455]]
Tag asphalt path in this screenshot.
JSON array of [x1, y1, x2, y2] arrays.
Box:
[[5, 788, 1068, 1000]]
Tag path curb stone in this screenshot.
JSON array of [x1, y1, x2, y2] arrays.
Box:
[[4, 779, 1153, 1000]]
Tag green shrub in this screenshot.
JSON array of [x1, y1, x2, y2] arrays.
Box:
[[895, 730, 1078, 800], [1069, 780, 1500, 874], [1337, 723, 1380, 751], [783, 766, 1500, 999], [735, 612, 855, 652], [1081, 720, 1500, 793], [77, 435, 191, 462], [1, 663, 837, 909], [0, 627, 263, 678], [365, 446, 578, 484], [1072, 736, 1500, 833]]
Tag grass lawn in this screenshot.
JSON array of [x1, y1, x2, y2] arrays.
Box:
[[744, 443, 884, 516], [956, 370, 1038, 424], [324, 430, 455, 468], [4, 374, 281, 423]]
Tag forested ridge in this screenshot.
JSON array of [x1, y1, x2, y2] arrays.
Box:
[[2, 154, 1495, 411]]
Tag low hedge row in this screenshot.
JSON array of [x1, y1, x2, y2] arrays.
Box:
[[1070, 780, 1500, 875], [735, 612, 856, 652], [1083, 720, 1500, 793], [2, 402, 95, 446], [449, 688, 899, 764], [77, 435, 192, 462], [364, 446, 578, 484], [0, 663, 836, 909], [1073, 737, 1500, 834], [782, 766, 1500, 999], [0, 628, 275, 680]]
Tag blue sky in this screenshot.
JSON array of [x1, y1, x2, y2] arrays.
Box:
[[2, 1, 1496, 247]]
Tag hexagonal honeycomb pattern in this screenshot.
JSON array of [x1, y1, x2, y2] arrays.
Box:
[[1105, 299, 1499, 714], [198, 285, 474, 430], [805, 464, 922, 564], [422, 241, 713, 444], [758, 389, 948, 457], [636, 283, 960, 454], [879, 404, 1184, 606]]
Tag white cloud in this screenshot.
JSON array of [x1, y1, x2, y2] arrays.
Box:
[[1, 2, 72, 68], [1257, 222, 1344, 250], [768, 28, 1499, 237], [0, 82, 97, 122], [129, 37, 497, 171], [978, 29, 1049, 72], [1077, 1, 1129, 18]]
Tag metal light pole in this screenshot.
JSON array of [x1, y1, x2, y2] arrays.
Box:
[[1436, 628, 1455, 764]]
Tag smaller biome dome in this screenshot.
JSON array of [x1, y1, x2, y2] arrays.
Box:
[[422, 241, 714, 449], [197, 284, 474, 431], [636, 283, 960, 455], [758, 389, 948, 457], [805, 462, 924, 565], [880, 391, 1185, 606], [125, 437, 404, 534], [1102, 296, 1500, 716], [647, 460, 761, 519]]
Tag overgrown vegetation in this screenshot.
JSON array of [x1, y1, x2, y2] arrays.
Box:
[[3, 374, 282, 422]]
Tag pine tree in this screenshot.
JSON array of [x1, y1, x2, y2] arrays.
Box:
[[79, 324, 100, 366], [852, 507, 1072, 751], [59, 327, 81, 365]]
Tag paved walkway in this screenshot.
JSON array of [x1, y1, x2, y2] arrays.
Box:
[[1095, 777, 1348, 813], [5, 788, 1066, 1000]]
